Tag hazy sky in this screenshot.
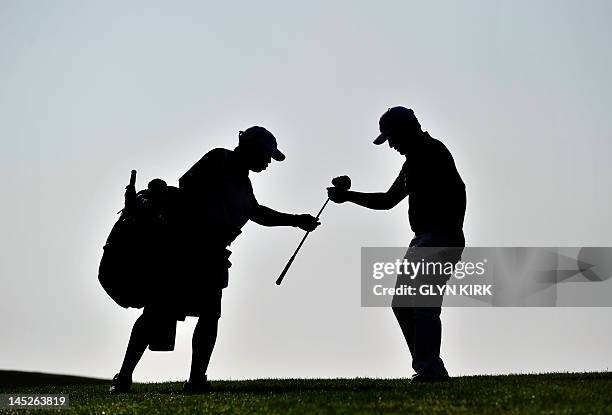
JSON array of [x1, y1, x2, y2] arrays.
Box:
[[1, 0, 611, 382]]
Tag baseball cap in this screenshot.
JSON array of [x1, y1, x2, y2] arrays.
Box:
[[239, 126, 285, 161], [373, 106, 420, 145]]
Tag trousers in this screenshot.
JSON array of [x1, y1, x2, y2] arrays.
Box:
[[391, 230, 465, 376]]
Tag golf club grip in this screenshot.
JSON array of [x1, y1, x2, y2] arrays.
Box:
[[275, 197, 331, 285], [276, 230, 311, 285], [276, 251, 297, 285]]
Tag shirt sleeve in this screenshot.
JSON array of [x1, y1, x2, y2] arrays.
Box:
[[388, 161, 411, 197], [247, 178, 259, 210]]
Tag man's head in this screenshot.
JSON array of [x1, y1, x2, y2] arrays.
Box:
[[373, 106, 424, 155], [236, 126, 285, 172]]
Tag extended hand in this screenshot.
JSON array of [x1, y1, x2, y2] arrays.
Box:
[[327, 186, 350, 203], [293, 214, 321, 232]]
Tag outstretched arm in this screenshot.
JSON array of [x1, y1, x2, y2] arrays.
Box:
[[327, 169, 409, 210], [251, 204, 321, 231]]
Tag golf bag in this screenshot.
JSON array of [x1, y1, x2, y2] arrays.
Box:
[[98, 171, 183, 309]]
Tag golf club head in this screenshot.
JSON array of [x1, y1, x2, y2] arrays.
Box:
[[331, 175, 351, 190]]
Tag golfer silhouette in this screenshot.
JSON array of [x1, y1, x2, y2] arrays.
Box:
[[109, 126, 320, 393], [327, 107, 466, 382]]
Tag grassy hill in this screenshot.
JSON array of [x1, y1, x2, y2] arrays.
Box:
[[1, 371, 611, 414], [0, 370, 106, 387]]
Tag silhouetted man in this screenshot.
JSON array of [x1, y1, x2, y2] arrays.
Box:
[[110, 126, 320, 393], [327, 107, 466, 382]]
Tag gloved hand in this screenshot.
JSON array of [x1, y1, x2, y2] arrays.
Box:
[[293, 214, 321, 232], [327, 186, 351, 203]]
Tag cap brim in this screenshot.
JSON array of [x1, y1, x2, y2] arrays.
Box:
[[272, 148, 285, 161], [373, 133, 388, 145]]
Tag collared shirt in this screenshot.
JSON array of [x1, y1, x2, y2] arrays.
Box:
[[395, 133, 466, 235]]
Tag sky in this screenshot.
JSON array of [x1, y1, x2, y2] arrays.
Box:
[[1, 0, 611, 382]]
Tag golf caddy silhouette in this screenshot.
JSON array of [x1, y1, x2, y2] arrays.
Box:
[[109, 126, 320, 393], [327, 107, 466, 382]]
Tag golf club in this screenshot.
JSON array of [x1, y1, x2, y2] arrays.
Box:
[[275, 175, 351, 285]]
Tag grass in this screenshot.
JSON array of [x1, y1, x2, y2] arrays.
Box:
[[1, 371, 611, 414]]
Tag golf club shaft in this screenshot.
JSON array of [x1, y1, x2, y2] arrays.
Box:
[[275, 198, 330, 285]]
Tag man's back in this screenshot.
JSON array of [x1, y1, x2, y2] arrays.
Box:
[[403, 134, 466, 234], [179, 148, 257, 246]]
